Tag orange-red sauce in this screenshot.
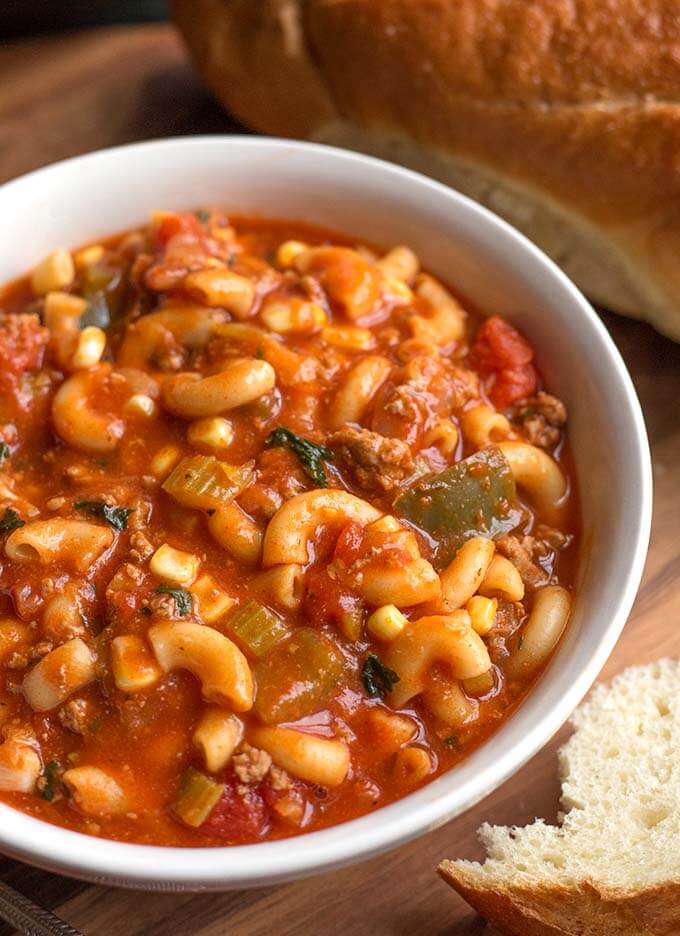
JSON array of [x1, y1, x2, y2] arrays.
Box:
[[0, 212, 579, 845]]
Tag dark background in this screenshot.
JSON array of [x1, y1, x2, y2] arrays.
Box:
[[0, 1, 167, 38]]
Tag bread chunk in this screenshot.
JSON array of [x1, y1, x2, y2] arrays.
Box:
[[173, 0, 680, 339], [439, 660, 680, 935]]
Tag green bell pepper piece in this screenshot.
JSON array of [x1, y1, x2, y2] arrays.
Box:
[[394, 445, 520, 569]]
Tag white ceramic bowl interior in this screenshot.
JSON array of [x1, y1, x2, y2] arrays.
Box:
[[0, 137, 651, 890]]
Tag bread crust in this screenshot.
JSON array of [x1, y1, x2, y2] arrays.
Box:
[[172, 0, 680, 338], [438, 862, 662, 936], [171, 0, 337, 136]]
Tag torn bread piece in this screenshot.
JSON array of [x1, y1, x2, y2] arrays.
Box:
[[439, 660, 680, 936]]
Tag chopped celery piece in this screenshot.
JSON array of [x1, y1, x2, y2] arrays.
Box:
[[172, 767, 224, 828], [394, 445, 520, 569], [226, 601, 290, 659], [253, 628, 345, 724], [162, 455, 254, 511], [462, 669, 495, 697]]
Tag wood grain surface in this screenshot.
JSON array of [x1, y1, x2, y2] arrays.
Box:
[[0, 23, 678, 936]]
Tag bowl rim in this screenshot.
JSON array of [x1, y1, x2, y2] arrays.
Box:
[[0, 135, 652, 889]]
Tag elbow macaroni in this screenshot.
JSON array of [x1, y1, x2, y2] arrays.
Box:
[[149, 621, 254, 712]]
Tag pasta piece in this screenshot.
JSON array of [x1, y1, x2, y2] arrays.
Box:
[[62, 766, 128, 816], [429, 537, 496, 614], [0, 738, 42, 793], [479, 555, 525, 603], [52, 365, 125, 453], [249, 726, 350, 787], [23, 639, 97, 712], [111, 635, 162, 692], [497, 441, 567, 514], [5, 519, 113, 573], [149, 621, 254, 711], [460, 405, 511, 449], [262, 490, 382, 566], [193, 707, 243, 773], [385, 611, 491, 710], [150, 543, 200, 586], [161, 359, 275, 419], [507, 586, 572, 677], [410, 274, 467, 346], [329, 355, 392, 429], [208, 502, 263, 566]]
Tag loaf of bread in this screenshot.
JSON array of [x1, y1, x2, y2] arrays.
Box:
[[172, 0, 680, 340], [439, 659, 680, 936]]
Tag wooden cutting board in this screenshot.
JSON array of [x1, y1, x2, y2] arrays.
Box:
[[0, 23, 678, 936]]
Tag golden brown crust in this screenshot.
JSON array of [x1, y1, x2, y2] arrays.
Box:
[[172, 0, 680, 337], [438, 861, 680, 935], [171, 0, 337, 136]]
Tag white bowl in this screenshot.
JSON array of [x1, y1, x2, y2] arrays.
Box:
[[0, 137, 651, 890]]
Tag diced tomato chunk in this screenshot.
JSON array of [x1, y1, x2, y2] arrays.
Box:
[[201, 779, 268, 842], [469, 316, 538, 408], [153, 212, 205, 246], [469, 316, 534, 373], [333, 521, 365, 567], [303, 566, 363, 630], [488, 363, 538, 409], [262, 776, 309, 827]]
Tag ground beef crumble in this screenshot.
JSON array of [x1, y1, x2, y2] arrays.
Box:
[[129, 531, 154, 563], [58, 698, 91, 735], [496, 534, 550, 589], [510, 391, 567, 449], [233, 743, 272, 785], [329, 426, 414, 493], [486, 600, 526, 664]]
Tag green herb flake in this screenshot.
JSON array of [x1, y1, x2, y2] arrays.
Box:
[[39, 760, 61, 802], [155, 585, 193, 616], [265, 427, 333, 487], [0, 508, 25, 534], [0, 443, 10, 462], [361, 653, 400, 698], [444, 735, 460, 750], [74, 500, 133, 531], [88, 719, 102, 733], [195, 209, 210, 224]]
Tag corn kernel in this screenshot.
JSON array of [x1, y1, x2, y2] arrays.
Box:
[[70, 326, 106, 369], [275, 240, 308, 268], [31, 249, 75, 295], [260, 297, 327, 334], [367, 604, 408, 642], [150, 445, 182, 480], [189, 574, 236, 624], [73, 245, 104, 270], [111, 635, 161, 692], [124, 394, 156, 418], [187, 417, 234, 451], [466, 595, 497, 636], [43, 291, 87, 329], [321, 325, 375, 352], [150, 543, 200, 586]]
